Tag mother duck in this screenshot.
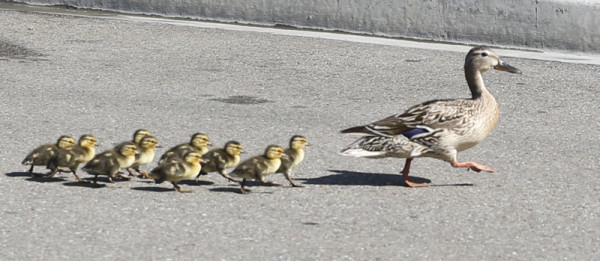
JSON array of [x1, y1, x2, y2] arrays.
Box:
[[339, 46, 521, 187]]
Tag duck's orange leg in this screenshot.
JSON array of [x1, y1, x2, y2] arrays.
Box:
[[401, 158, 428, 187], [451, 161, 494, 172]]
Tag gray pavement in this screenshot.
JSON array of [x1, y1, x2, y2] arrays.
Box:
[[1, 4, 599, 261]]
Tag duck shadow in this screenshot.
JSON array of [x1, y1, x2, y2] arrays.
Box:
[[301, 170, 473, 187]]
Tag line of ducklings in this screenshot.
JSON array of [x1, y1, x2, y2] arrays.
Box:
[[22, 129, 308, 193]]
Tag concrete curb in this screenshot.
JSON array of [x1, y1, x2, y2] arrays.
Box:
[[7, 0, 600, 53]]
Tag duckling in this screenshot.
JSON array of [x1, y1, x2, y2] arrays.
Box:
[[132, 129, 151, 144], [199, 140, 244, 183], [82, 141, 138, 185], [22, 135, 76, 176], [46, 134, 98, 182], [149, 151, 204, 193], [126, 135, 159, 178], [277, 135, 308, 187], [229, 145, 287, 193], [158, 133, 211, 165]]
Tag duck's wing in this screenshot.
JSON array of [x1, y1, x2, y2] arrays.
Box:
[[341, 98, 474, 137], [339, 134, 432, 159]]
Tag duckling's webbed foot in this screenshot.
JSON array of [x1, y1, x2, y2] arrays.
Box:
[[284, 172, 304, 187], [219, 171, 242, 183], [126, 168, 140, 178], [138, 171, 152, 179], [451, 161, 494, 173], [172, 182, 191, 193]]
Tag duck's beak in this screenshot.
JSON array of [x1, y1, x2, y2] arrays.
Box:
[[494, 60, 522, 74]]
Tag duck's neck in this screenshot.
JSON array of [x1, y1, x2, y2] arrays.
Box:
[[465, 67, 489, 100]]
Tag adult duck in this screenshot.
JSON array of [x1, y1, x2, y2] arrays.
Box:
[[339, 46, 521, 187]]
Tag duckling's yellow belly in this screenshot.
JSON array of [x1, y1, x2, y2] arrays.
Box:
[[135, 150, 155, 165]]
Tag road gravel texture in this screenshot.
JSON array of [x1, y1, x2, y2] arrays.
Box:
[[1, 5, 599, 261]]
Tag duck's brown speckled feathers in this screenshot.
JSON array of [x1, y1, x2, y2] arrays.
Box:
[[340, 46, 521, 187]]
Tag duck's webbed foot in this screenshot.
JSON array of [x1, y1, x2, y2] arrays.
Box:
[[451, 161, 494, 173]]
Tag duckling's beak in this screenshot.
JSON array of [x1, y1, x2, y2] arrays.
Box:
[[207, 142, 213, 148], [494, 60, 522, 74], [240, 149, 247, 154], [281, 153, 289, 159], [155, 144, 163, 148], [200, 158, 208, 164]]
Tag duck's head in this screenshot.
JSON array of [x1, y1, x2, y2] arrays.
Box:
[[56, 135, 76, 149], [264, 145, 287, 159], [465, 46, 521, 74], [191, 133, 211, 148], [132, 129, 151, 144], [139, 135, 159, 149], [224, 141, 244, 156], [183, 151, 205, 164], [79, 134, 98, 148], [289, 135, 308, 149], [116, 141, 138, 157]]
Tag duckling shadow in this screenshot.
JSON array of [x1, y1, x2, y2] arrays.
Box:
[[5, 171, 65, 183], [5, 171, 32, 178], [209, 187, 245, 194], [178, 180, 215, 186], [130, 186, 175, 192], [63, 181, 106, 188], [300, 170, 430, 187]]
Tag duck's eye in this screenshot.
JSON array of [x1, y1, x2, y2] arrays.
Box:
[[481, 52, 488, 57]]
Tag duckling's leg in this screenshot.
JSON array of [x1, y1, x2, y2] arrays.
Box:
[[172, 182, 191, 193], [70, 168, 84, 182], [401, 158, 428, 187], [283, 170, 304, 187], [240, 179, 248, 194], [451, 161, 494, 173], [219, 170, 242, 183], [45, 168, 59, 179], [258, 176, 282, 187], [126, 168, 141, 178], [138, 170, 152, 179], [28, 165, 35, 176]]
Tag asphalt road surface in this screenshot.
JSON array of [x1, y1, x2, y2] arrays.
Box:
[[1, 3, 599, 260]]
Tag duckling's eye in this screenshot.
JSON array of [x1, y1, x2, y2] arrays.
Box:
[[481, 52, 488, 57]]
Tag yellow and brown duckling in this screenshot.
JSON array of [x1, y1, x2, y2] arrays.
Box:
[[82, 141, 138, 185], [199, 140, 244, 183], [132, 129, 151, 145], [229, 145, 287, 193], [126, 135, 160, 178], [46, 134, 98, 182], [22, 135, 76, 176], [277, 135, 308, 187], [158, 133, 211, 165], [149, 151, 204, 193]]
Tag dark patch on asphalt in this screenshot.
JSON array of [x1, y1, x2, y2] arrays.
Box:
[[209, 95, 272, 105]]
